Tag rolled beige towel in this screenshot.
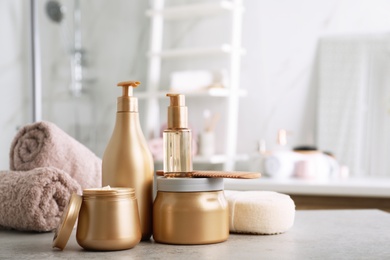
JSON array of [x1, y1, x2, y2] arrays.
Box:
[[0, 167, 81, 232], [10, 121, 102, 189]]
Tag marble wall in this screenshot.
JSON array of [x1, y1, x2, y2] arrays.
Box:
[[0, 0, 149, 169], [0, 0, 29, 169], [1, 0, 390, 173], [238, 0, 390, 154]]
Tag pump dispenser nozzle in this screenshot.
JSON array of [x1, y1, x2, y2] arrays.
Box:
[[116, 81, 140, 112], [167, 94, 188, 129]]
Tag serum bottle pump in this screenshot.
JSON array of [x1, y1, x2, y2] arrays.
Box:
[[163, 94, 193, 177]]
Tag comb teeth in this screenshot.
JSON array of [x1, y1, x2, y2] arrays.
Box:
[[190, 171, 261, 179], [156, 170, 261, 179]]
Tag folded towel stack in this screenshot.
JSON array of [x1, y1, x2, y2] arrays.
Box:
[[9, 121, 102, 189], [0, 121, 103, 232], [224, 190, 295, 235], [0, 167, 81, 232]]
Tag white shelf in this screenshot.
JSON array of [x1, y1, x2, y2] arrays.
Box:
[[224, 177, 390, 198], [194, 154, 249, 164], [136, 88, 247, 99], [145, 0, 245, 171], [145, 1, 244, 21], [147, 45, 246, 59]]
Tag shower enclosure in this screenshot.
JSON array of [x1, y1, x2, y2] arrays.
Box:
[[29, 0, 147, 156], [44, 0, 85, 98], [30, 0, 96, 149]]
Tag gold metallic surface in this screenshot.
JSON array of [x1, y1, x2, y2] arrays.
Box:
[[117, 80, 140, 89], [52, 193, 82, 250], [116, 81, 139, 112], [76, 188, 141, 251], [117, 96, 138, 112], [102, 81, 154, 240], [153, 191, 229, 245], [166, 94, 188, 129], [102, 112, 154, 240]]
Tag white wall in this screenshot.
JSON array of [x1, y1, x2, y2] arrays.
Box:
[[0, 0, 29, 169], [238, 0, 390, 154], [238, 0, 338, 153], [1, 0, 390, 172]]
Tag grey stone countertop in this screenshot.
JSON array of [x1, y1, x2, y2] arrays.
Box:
[[1, 210, 390, 259]]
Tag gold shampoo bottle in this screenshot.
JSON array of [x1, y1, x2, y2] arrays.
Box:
[[102, 81, 153, 240], [163, 94, 193, 177]]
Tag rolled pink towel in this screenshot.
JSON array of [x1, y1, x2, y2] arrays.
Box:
[[0, 167, 81, 232], [9, 121, 102, 189]]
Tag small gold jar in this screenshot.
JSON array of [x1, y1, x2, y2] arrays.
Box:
[[53, 187, 141, 251], [153, 177, 229, 245], [76, 188, 141, 250]]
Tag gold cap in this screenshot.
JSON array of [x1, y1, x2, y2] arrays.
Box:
[[116, 81, 140, 112], [167, 94, 188, 129], [52, 193, 82, 250]]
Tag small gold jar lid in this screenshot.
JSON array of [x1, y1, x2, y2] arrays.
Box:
[[83, 187, 135, 197], [52, 193, 82, 250]]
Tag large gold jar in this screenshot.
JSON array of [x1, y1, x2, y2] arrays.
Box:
[[153, 177, 229, 245], [76, 188, 141, 251]]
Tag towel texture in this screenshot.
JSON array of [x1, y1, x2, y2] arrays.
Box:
[[224, 190, 295, 235], [0, 167, 81, 232], [9, 121, 102, 189]]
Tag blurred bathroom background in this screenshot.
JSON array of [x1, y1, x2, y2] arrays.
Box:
[[1, 0, 390, 178]]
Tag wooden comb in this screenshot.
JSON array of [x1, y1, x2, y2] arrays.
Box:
[[156, 170, 261, 179]]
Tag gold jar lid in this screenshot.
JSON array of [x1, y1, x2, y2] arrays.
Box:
[[52, 193, 82, 250], [83, 187, 135, 197]]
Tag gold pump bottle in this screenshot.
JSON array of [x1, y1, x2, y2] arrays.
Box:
[[163, 94, 193, 177], [102, 81, 154, 241]]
